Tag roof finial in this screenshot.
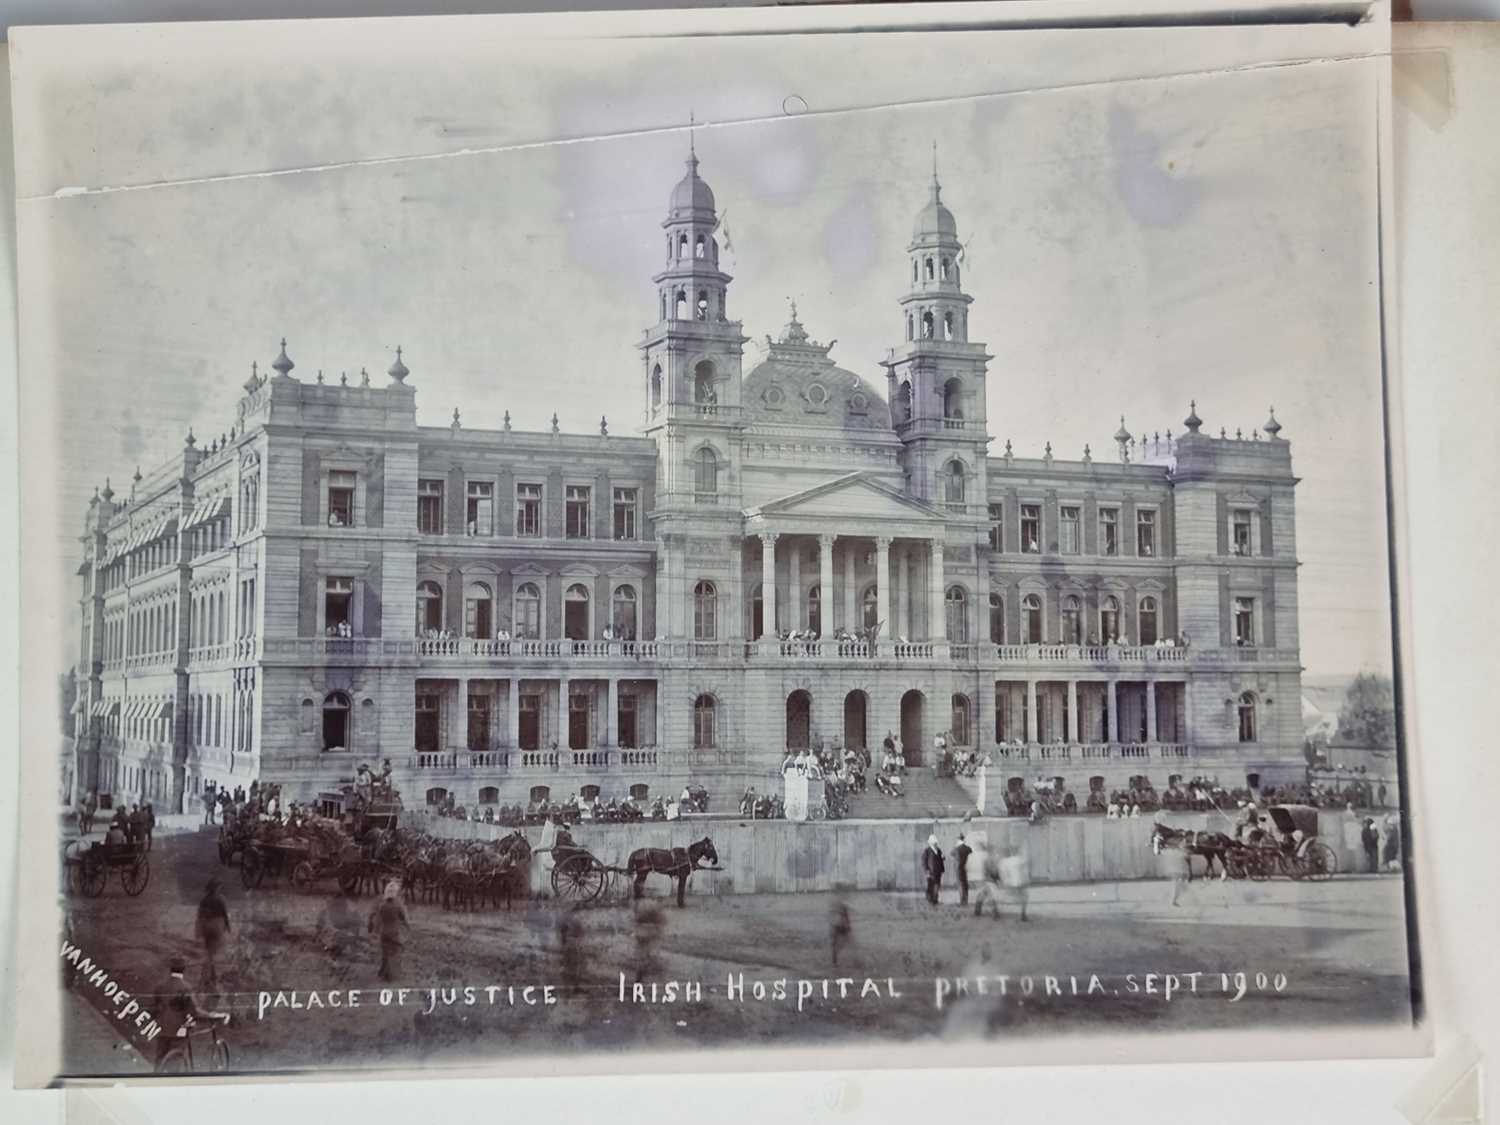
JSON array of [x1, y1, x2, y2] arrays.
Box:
[[503, 409, 512, 433], [1263, 406, 1282, 438], [689, 110, 696, 159], [272, 337, 294, 377], [388, 345, 409, 384]]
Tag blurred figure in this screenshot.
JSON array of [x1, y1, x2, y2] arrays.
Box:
[[829, 898, 853, 967], [998, 841, 1031, 921], [195, 879, 231, 992], [922, 834, 945, 906], [368, 879, 410, 982], [952, 833, 972, 907], [558, 907, 587, 998]]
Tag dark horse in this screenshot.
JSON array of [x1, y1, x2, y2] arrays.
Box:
[[626, 837, 718, 907], [1151, 823, 1234, 881]]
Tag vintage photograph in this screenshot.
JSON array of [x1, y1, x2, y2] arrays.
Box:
[[11, 8, 1414, 1082]]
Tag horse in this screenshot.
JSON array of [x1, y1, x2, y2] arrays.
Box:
[[626, 837, 718, 907], [1151, 823, 1234, 881]]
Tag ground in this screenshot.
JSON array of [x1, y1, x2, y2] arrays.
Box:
[[55, 826, 1414, 1076]]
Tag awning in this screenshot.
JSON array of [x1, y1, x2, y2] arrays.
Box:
[[184, 495, 230, 531], [150, 700, 174, 722], [90, 699, 111, 717]]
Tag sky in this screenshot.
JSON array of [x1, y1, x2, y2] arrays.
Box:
[[11, 15, 1394, 677]]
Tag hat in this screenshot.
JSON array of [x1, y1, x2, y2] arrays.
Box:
[[169, 956, 188, 974], [205, 879, 221, 894]]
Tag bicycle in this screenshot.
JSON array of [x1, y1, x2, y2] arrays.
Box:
[[156, 1013, 232, 1073]]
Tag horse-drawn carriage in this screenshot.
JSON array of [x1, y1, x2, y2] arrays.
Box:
[[64, 838, 150, 898], [241, 824, 364, 892], [1227, 804, 1338, 881], [547, 837, 719, 907]]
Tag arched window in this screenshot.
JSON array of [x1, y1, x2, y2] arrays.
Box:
[[924, 256, 935, 281], [898, 380, 912, 422], [951, 693, 971, 745], [942, 377, 963, 420], [514, 582, 541, 640], [1238, 692, 1258, 743], [464, 581, 493, 640], [416, 580, 443, 635], [579, 783, 601, 802], [1022, 594, 1043, 644], [425, 787, 448, 806], [941, 256, 951, 281], [650, 363, 662, 409], [322, 691, 350, 751], [563, 583, 591, 641], [944, 460, 966, 507], [693, 581, 717, 641], [807, 584, 822, 636], [912, 259, 918, 284], [693, 446, 719, 499], [862, 584, 880, 631], [921, 311, 935, 339], [693, 361, 715, 404], [677, 233, 688, 258], [945, 585, 969, 643], [529, 785, 550, 804], [612, 585, 637, 641], [989, 592, 1005, 644], [693, 694, 716, 749], [674, 288, 687, 319], [696, 289, 709, 321], [478, 786, 500, 805], [943, 311, 954, 341], [1100, 596, 1120, 644], [905, 313, 914, 341], [629, 783, 649, 801], [1139, 596, 1159, 646], [1061, 595, 1082, 645], [694, 234, 706, 259]]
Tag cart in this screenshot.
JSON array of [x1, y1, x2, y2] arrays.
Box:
[[1266, 804, 1338, 881], [241, 830, 359, 892], [66, 839, 150, 898]]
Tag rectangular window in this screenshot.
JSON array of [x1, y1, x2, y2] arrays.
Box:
[[1234, 596, 1256, 646], [417, 479, 444, 535], [515, 483, 542, 537], [1099, 508, 1119, 556], [565, 485, 591, 539], [987, 503, 1003, 551], [465, 481, 493, 536], [325, 577, 354, 631], [1020, 505, 1041, 553], [327, 470, 356, 527], [1232, 508, 1253, 556], [1136, 509, 1157, 558], [613, 487, 638, 541], [1060, 506, 1080, 555], [467, 692, 492, 752], [414, 693, 441, 753]]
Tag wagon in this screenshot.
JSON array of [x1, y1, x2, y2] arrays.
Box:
[[66, 840, 150, 898], [1266, 804, 1338, 881], [241, 830, 360, 892], [549, 845, 617, 902]]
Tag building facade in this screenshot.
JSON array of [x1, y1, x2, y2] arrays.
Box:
[[68, 150, 1304, 813]]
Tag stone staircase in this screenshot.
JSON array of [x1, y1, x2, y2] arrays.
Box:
[[843, 768, 978, 821]]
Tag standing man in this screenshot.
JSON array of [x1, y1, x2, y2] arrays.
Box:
[[203, 782, 217, 826], [952, 833, 973, 907], [921, 834, 946, 906], [195, 879, 231, 992], [829, 898, 853, 967], [368, 879, 411, 981], [1361, 818, 1380, 874], [143, 802, 157, 851]]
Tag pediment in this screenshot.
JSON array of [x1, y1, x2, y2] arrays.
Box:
[[1225, 490, 1262, 508], [748, 472, 945, 524]]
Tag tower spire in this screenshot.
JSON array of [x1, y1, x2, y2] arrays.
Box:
[[931, 141, 941, 201], [687, 110, 697, 168]]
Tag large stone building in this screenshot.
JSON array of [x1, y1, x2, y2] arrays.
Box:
[[68, 147, 1305, 814]]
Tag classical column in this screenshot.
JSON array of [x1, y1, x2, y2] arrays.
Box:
[[606, 677, 619, 749], [506, 677, 520, 751], [1025, 680, 1038, 744], [788, 539, 802, 630], [875, 537, 892, 642], [1107, 680, 1119, 743], [759, 532, 778, 637], [1146, 680, 1158, 744], [556, 678, 569, 751], [453, 677, 469, 751], [928, 539, 946, 642], [1067, 681, 1079, 743], [897, 549, 912, 639], [843, 545, 856, 632], [818, 534, 835, 639]]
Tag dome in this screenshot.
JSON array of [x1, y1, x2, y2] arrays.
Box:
[[912, 180, 957, 241], [742, 314, 894, 434], [669, 153, 716, 219]]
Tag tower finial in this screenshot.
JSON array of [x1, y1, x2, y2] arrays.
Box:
[[689, 110, 696, 159]]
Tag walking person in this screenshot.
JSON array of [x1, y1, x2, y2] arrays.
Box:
[[999, 841, 1031, 921], [829, 898, 853, 967], [143, 802, 157, 851], [952, 833, 973, 907], [967, 833, 1003, 919], [195, 879, 231, 993], [921, 834, 945, 906], [203, 782, 217, 826], [368, 879, 411, 982]]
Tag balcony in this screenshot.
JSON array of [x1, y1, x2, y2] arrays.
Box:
[[990, 742, 1191, 764], [400, 745, 720, 775], [414, 638, 660, 664]]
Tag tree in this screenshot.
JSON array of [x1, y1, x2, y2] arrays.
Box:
[[58, 668, 78, 737], [1334, 672, 1396, 749]]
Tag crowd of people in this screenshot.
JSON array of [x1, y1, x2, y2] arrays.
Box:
[[79, 793, 158, 849], [428, 785, 711, 826]]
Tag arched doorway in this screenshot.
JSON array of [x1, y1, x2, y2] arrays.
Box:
[[900, 690, 924, 766], [843, 691, 868, 751], [786, 690, 812, 751]]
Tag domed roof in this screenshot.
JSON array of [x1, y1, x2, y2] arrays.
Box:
[[742, 311, 894, 434], [912, 179, 957, 241], [669, 153, 716, 219]]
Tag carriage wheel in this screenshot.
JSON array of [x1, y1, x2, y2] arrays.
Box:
[[240, 850, 264, 889], [553, 854, 605, 902], [1224, 853, 1247, 880], [291, 861, 316, 891], [1248, 853, 1271, 881], [79, 860, 108, 899], [809, 804, 827, 822], [218, 837, 231, 865], [1304, 842, 1337, 882], [209, 1038, 231, 1072], [122, 858, 151, 897], [1277, 851, 1304, 881]]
